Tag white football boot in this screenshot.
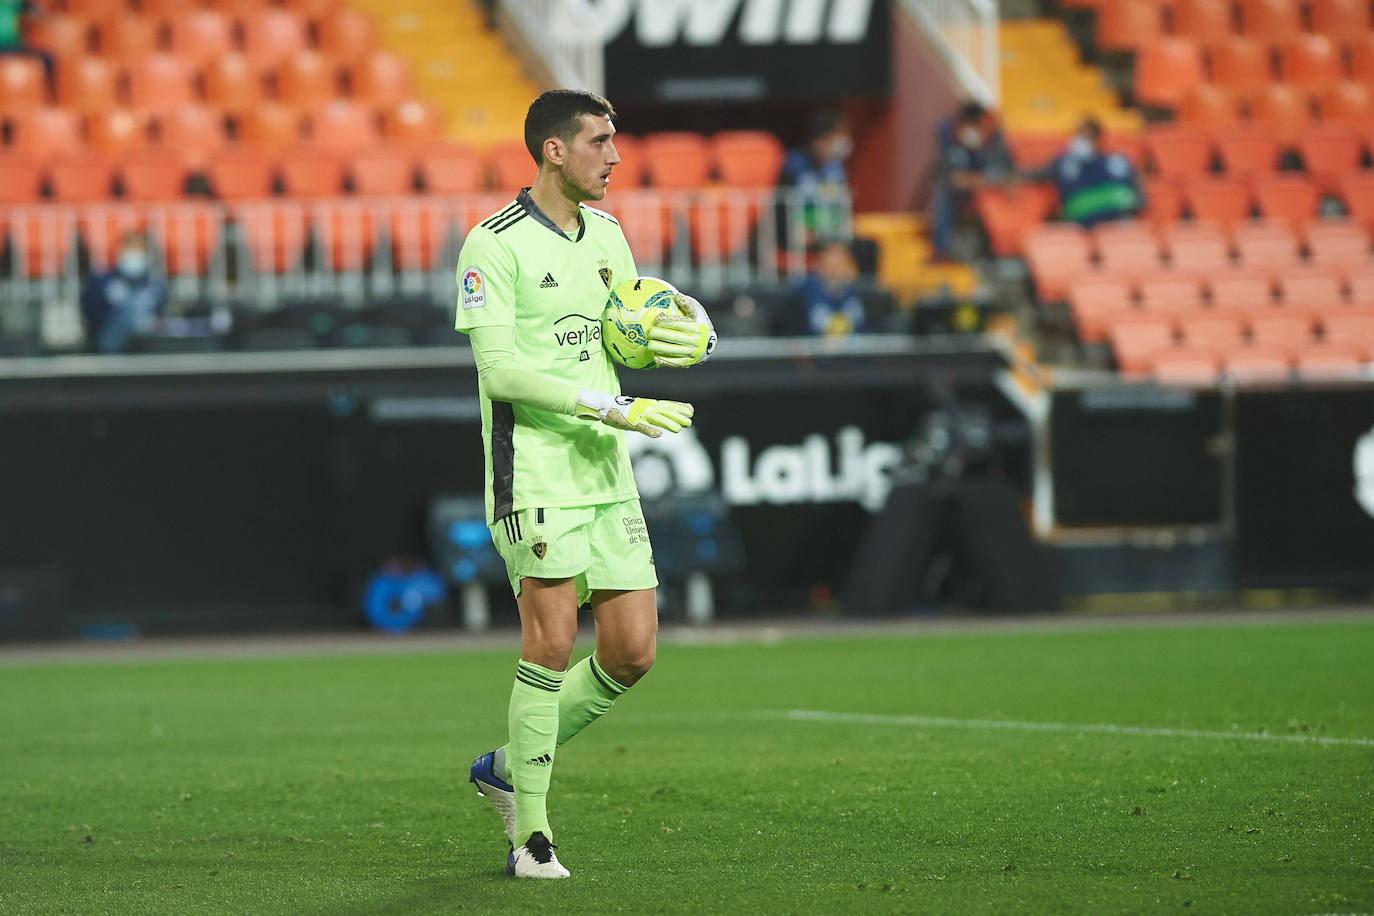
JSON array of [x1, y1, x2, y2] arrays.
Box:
[[506, 831, 570, 879]]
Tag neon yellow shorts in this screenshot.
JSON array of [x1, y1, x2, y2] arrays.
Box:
[[489, 498, 658, 607]]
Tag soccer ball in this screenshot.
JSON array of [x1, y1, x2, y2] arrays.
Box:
[[602, 276, 679, 369]]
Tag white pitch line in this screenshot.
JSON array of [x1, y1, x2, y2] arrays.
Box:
[[770, 709, 1374, 748]]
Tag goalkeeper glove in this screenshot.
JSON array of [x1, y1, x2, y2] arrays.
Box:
[[648, 292, 717, 368], [574, 389, 693, 438]]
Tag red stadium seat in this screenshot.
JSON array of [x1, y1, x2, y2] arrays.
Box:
[[1024, 223, 1092, 301], [1097, 0, 1165, 52], [1208, 267, 1274, 309], [1185, 176, 1253, 228], [1139, 270, 1206, 312], [168, 10, 235, 69], [203, 53, 265, 117], [0, 56, 47, 117], [1144, 124, 1213, 179], [1317, 82, 1374, 125], [1304, 219, 1370, 268], [712, 130, 787, 187], [208, 147, 276, 199], [1253, 175, 1320, 227], [1095, 221, 1163, 275], [316, 8, 377, 66], [1206, 36, 1272, 93], [87, 108, 150, 156], [643, 132, 711, 189], [1111, 318, 1177, 376], [1279, 35, 1343, 94], [350, 145, 414, 195], [1295, 122, 1362, 194], [1165, 222, 1232, 273], [1068, 273, 1137, 343], [275, 50, 339, 109], [380, 99, 444, 146], [972, 184, 1058, 257], [49, 151, 116, 202], [9, 107, 82, 158], [1233, 220, 1300, 272], [125, 53, 196, 117], [240, 9, 309, 71], [279, 146, 345, 198], [120, 149, 188, 201], [1214, 123, 1280, 178], [1135, 38, 1206, 108], [1171, 0, 1234, 43], [1309, 0, 1371, 36], [153, 104, 229, 172], [350, 50, 412, 108], [1238, 0, 1301, 40], [418, 141, 483, 194]]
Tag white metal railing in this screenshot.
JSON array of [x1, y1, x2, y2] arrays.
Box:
[[0, 187, 851, 320], [901, 0, 1000, 107], [501, 0, 605, 94]]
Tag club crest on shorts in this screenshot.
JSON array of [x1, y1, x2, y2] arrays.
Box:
[[531, 539, 547, 560]]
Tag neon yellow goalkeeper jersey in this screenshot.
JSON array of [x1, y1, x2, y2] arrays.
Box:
[[455, 189, 640, 524]]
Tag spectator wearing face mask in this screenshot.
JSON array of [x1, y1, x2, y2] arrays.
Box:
[[1030, 118, 1142, 228], [80, 232, 167, 354], [777, 109, 854, 254], [777, 240, 876, 337], [930, 102, 1013, 260]]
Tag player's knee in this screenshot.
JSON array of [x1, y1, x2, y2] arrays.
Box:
[[607, 643, 655, 687]]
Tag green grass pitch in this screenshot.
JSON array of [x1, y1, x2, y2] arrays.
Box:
[[2, 615, 1372, 914]]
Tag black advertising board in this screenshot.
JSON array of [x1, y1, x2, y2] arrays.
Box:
[[600, 0, 891, 102], [1234, 388, 1374, 589]]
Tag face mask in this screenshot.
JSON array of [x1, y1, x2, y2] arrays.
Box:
[[1068, 136, 1095, 158], [827, 136, 853, 163], [117, 250, 149, 279], [958, 126, 982, 148]]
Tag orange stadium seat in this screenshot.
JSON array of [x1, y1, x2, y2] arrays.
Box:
[[169, 10, 235, 70], [309, 99, 378, 153], [97, 17, 161, 61], [1294, 341, 1366, 376], [350, 145, 414, 195], [350, 50, 412, 108], [1206, 36, 1272, 93], [1309, 0, 1372, 36], [973, 184, 1058, 257], [139, 0, 192, 14], [1305, 219, 1370, 267], [1347, 35, 1374, 84], [1225, 345, 1293, 381], [87, 108, 150, 156], [279, 146, 345, 198], [1180, 312, 1245, 349], [1249, 311, 1314, 346], [316, 8, 377, 66], [1208, 267, 1274, 308], [154, 104, 229, 171], [1214, 123, 1280, 178], [125, 53, 196, 117], [1238, 0, 1301, 40], [203, 53, 264, 117], [1006, 132, 1067, 171], [1296, 122, 1362, 193], [388, 200, 450, 271], [212, 0, 276, 14], [380, 99, 443, 146], [237, 101, 304, 151], [1139, 179, 1184, 228], [1145, 124, 1213, 179], [239, 9, 309, 71], [282, 0, 343, 15], [1339, 172, 1374, 234], [275, 50, 339, 109], [1242, 83, 1314, 146], [0, 152, 44, 204], [1345, 262, 1374, 302], [1171, 0, 1235, 42], [1254, 175, 1320, 226], [643, 132, 712, 189], [1111, 318, 1177, 375], [1097, 0, 1164, 52], [233, 201, 309, 273], [1025, 223, 1092, 301], [8, 107, 82, 158], [1165, 222, 1232, 272], [208, 147, 276, 199], [64, 0, 125, 16], [712, 131, 786, 187], [1233, 220, 1300, 272], [1135, 38, 1206, 108], [1279, 263, 1346, 307], [609, 133, 645, 187], [1177, 85, 1242, 128], [1152, 347, 1222, 385], [418, 141, 483, 194], [1185, 176, 1253, 228], [0, 57, 47, 117], [1095, 221, 1163, 275], [1279, 35, 1343, 94], [490, 143, 534, 193], [318, 200, 376, 270], [25, 15, 92, 59], [1139, 270, 1206, 312], [49, 151, 116, 202], [1317, 82, 1374, 125], [119, 149, 188, 201], [1068, 273, 1136, 343], [1321, 312, 1374, 348], [148, 202, 220, 276], [1104, 131, 1146, 167]]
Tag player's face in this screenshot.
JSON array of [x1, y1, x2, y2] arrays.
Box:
[[558, 114, 620, 202]]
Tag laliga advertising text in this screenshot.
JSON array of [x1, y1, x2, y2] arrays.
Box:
[[721, 427, 901, 512]]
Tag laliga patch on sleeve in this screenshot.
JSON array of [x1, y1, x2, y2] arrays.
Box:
[[461, 268, 486, 309]]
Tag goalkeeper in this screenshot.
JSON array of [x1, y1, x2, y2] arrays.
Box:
[[455, 90, 714, 879]]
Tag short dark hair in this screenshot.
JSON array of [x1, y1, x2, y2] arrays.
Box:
[[523, 89, 617, 166], [957, 102, 986, 125], [1078, 117, 1102, 140]]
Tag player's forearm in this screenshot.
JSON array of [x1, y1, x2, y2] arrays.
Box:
[[469, 325, 579, 414]]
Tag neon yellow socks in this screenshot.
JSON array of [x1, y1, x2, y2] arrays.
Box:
[[501, 653, 627, 782], [508, 659, 564, 845]]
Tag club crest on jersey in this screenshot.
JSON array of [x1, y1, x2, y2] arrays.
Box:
[[461, 268, 485, 309], [531, 539, 547, 560], [598, 258, 612, 289]]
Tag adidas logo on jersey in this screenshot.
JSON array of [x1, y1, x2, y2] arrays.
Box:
[[540, 273, 559, 288]]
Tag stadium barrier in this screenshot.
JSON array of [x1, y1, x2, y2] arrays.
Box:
[[501, 0, 606, 95], [0, 187, 851, 323], [899, 0, 1000, 106]]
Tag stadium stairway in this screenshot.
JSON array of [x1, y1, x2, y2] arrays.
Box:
[[346, 0, 537, 147]]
